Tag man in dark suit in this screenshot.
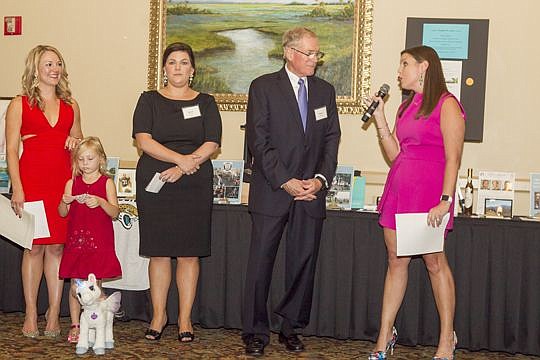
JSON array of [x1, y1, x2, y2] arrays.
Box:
[[242, 27, 341, 356]]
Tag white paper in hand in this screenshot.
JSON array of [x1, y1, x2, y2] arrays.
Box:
[[0, 195, 35, 249], [145, 172, 165, 193], [24, 200, 50, 239], [396, 213, 450, 256]]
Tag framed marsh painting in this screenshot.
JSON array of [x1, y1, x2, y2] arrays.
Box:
[[147, 0, 373, 114]]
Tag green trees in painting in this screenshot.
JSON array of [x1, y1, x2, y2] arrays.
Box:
[[305, 0, 354, 20], [168, 1, 213, 15], [306, 2, 332, 17]]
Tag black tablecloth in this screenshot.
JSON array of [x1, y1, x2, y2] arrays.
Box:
[[1, 205, 539, 355]]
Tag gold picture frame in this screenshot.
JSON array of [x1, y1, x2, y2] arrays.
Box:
[[147, 0, 373, 114]]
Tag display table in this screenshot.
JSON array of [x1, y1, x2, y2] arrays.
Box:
[[1, 205, 539, 355]]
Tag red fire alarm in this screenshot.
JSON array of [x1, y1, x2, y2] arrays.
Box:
[[4, 16, 22, 36]]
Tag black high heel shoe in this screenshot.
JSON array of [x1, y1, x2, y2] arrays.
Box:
[[368, 326, 398, 359], [178, 331, 195, 342], [144, 317, 168, 341], [145, 325, 166, 341], [432, 331, 458, 360]]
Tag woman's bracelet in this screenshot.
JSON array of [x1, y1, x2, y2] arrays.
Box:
[[376, 123, 391, 141], [377, 132, 392, 141]]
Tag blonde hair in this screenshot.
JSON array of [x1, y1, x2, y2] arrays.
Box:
[[21, 45, 72, 110], [72, 136, 108, 177]]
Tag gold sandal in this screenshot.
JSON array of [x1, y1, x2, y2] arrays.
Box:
[[22, 328, 40, 338], [44, 328, 61, 338], [43, 309, 61, 338]]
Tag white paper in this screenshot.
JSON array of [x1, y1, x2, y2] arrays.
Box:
[[441, 60, 462, 100], [0, 195, 35, 249], [396, 213, 450, 256], [24, 200, 50, 238], [145, 172, 165, 193], [102, 221, 149, 290]]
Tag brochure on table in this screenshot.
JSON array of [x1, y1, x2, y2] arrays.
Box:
[[530, 173, 540, 217], [212, 160, 244, 204], [477, 171, 515, 215], [326, 165, 354, 210]]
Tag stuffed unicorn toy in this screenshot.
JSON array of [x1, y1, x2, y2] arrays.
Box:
[[75, 273, 121, 355]]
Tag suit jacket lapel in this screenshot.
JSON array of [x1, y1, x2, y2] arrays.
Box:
[[277, 68, 305, 135]]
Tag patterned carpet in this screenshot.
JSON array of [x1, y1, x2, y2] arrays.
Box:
[[0, 312, 536, 359]]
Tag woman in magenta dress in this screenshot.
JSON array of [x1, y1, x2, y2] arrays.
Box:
[[59, 136, 121, 343], [368, 46, 465, 360], [6, 45, 82, 338]]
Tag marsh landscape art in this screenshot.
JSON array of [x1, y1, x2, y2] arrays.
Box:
[[166, 0, 356, 96]]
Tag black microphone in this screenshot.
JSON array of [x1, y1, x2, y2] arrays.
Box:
[[361, 84, 390, 122]]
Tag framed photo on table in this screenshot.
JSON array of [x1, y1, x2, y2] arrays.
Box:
[[147, 0, 373, 114], [484, 198, 512, 218], [116, 169, 136, 198]]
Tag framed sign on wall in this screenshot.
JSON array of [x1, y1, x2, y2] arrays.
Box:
[[405, 18, 489, 142]]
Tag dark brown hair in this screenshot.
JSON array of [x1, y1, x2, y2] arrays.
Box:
[[162, 42, 196, 76], [398, 45, 448, 119]]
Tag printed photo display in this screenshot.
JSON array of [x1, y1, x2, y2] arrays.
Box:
[[106, 157, 120, 184], [116, 169, 136, 197], [326, 165, 354, 210], [212, 160, 244, 204], [484, 198, 513, 218], [530, 173, 540, 217], [477, 171, 514, 215]]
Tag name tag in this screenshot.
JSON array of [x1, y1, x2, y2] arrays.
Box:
[[182, 105, 201, 119], [314, 106, 327, 121]]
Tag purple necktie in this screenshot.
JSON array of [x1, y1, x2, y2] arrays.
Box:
[[297, 78, 307, 131]]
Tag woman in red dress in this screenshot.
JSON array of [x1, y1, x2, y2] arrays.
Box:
[[6, 45, 82, 338]]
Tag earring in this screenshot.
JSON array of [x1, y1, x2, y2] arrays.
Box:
[[189, 74, 194, 87], [419, 73, 424, 88], [31, 73, 39, 89], [163, 72, 168, 86]]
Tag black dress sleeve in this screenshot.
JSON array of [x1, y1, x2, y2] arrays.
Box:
[[132, 92, 154, 138], [201, 94, 222, 146]]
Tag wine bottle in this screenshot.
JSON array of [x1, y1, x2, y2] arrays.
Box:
[[463, 168, 474, 216]]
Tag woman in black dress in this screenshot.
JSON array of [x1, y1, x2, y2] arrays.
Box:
[[133, 42, 222, 342]]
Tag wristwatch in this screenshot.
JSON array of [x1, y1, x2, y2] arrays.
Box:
[[314, 175, 328, 191], [440, 194, 453, 202]]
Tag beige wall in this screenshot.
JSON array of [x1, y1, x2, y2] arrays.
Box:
[[1, 0, 539, 214]]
